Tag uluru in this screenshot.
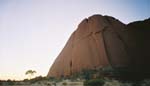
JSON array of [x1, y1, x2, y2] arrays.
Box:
[[47, 14, 150, 79]]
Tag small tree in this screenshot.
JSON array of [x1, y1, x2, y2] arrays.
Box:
[[25, 70, 36, 79]]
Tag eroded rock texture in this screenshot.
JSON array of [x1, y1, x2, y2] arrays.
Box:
[[47, 15, 150, 79]]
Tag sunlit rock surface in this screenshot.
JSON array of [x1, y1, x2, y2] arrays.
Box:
[[48, 14, 150, 79]]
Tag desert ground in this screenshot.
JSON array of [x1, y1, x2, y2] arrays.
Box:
[[0, 80, 84, 86]]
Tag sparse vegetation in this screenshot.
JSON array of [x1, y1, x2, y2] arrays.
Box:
[[84, 79, 105, 86], [141, 79, 150, 86], [62, 82, 67, 85], [6, 79, 15, 85], [0, 77, 150, 86], [0, 67, 150, 86], [29, 76, 47, 83]]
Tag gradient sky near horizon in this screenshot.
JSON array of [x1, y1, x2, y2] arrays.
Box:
[[0, 0, 149, 80]]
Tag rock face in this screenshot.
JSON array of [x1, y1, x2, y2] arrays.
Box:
[[47, 15, 150, 78]]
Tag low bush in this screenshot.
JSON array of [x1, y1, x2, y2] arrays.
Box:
[[140, 79, 150, 86], [84, 79, 104, 86], [5, 80, 15, 85], [62, 82, 67, 85]]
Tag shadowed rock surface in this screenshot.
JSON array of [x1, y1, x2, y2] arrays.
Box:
[[47, 15, 150, 79]]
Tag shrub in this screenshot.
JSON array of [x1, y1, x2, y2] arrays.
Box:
[[6, 79, 15, 85], [29, 76, 43, 83], [84, 79, 104, 86], [103, 80, 123, 86], [0, 81, 3, 85], [140, 79, 150, 86], [62, 82, 67, 85]]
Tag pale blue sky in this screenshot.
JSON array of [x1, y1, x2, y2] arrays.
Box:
[[0, 0, 149, 80]]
